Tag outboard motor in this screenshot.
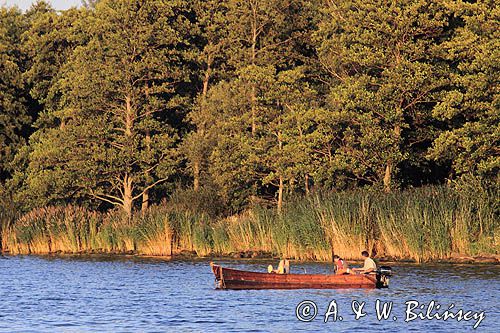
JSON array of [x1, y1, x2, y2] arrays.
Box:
[[376, 266, 392, 288], [379, 266, 392, 276]]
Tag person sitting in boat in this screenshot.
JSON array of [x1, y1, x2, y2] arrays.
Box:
[[333, 255, 350, 274], [267, 259, 290, 274], [352, 251, 376, 274]]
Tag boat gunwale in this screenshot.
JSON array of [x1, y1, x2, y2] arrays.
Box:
[[209, 262, 382, 289]]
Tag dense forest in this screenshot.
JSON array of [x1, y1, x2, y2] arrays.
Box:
[[0, 0, 498, 260]]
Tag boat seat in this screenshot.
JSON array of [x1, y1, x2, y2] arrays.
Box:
[[268, 259, 290, 274], [277, 259, 290, 274]]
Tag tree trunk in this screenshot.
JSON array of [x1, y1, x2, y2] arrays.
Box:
[[289, 177, 295, 194], [305, 174, 310, 195], [277, 175, 284, 214], [123, 174, 133, 218], [383, 162, 392, 193], [277, 119, 284, 213], [250, 4, 257, 137], [141, 190, 149, 213], [193, 53, 212, 192], [123, 93, 135, 217], [384, 123, 402, 192], [125, 95, 134, 137], [193, 160, 200, 192], [202, 54, 212, 97]]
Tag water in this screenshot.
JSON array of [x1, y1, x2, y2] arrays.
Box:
[[0, 256, 498, 332]]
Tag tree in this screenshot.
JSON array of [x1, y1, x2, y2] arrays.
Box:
[[82, 0, 101, 9], [204, 0, 318, 210], [22, 5, 88, 113], [224, 0, 308, 136], [182, 0, 229, 192], [429, 0, 499, 180], [260, 67, 319, 211], [0, 7, 29, 182], [7, 2, 92, 206], [19, 0, 193, 216], [315, 0, 450, 191]]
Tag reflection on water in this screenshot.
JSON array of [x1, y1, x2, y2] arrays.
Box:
[[0, 255, 498, 332]]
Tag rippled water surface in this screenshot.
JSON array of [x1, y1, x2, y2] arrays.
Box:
[[0, 256, 498, 332]]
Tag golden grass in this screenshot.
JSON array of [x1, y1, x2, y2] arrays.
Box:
[[1, 186, 498, 261]]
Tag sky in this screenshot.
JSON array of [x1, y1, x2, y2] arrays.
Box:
[[1, 0, 81, 11]]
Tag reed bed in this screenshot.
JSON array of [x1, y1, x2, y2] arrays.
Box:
[[1, 186, 498, 261], [1, 209, 16, 253]]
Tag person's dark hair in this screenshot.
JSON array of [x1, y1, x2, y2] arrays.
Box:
[[361, 251, 369, 257], [333, 255, 340, 260]]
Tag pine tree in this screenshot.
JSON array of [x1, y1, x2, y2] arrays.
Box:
[[204, 0, 318, 209], [22, 5, 88, 112], [182, 0, 229, 192], [20, 0, 193, 216]]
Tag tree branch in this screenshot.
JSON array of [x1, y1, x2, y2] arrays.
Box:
[[132, 178, 169, 201], [89, 190, 124, 206]]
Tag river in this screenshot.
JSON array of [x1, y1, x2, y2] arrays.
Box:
[[0, 256, 498, 332]]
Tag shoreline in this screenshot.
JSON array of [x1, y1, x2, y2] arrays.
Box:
[[2, 250, 498, 265], [3, 188, 497, 265]]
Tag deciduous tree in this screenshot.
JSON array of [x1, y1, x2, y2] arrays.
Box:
[[315, 0, 450, 191], [430, 0, 499, 179], [0, 7, 29, 182]]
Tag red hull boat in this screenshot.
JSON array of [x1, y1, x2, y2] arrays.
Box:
[[210, 262, 391, 289]]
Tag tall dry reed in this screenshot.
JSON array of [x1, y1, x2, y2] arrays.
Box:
[[1, 185, 497, 261]]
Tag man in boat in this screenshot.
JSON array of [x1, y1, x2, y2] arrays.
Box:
[[333, 255, 350, 274], [352, 251, 377, 274]]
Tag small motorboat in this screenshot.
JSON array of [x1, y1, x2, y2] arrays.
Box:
[[210, 262, 392, 289]]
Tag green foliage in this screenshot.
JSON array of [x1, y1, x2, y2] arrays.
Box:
[[16, 0, 194, 215], [22, 5, 87, 110], [0, 7, 30, 181], [168, 186, 224, 218], [429, 0, 499, 179], [0, 0, 497, 230], [315, 0, 451, 190]]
